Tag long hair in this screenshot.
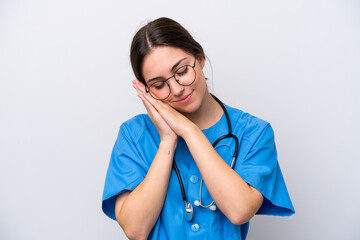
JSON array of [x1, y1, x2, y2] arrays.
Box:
[[130, 17, 205, 85]]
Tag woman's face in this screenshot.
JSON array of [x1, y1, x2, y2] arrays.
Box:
[[141, 46, 207, 114]]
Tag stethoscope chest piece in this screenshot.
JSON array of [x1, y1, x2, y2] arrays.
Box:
[[184, 201, 194, 222]]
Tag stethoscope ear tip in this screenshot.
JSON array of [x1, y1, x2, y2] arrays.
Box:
[[209, 205, 217, 211]]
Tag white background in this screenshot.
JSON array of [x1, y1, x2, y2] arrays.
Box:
[[1, 0, 359, 239]]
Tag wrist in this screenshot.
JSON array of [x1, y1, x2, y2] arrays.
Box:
[[159, 138, 177, 150], [181, 122, 200, 139]]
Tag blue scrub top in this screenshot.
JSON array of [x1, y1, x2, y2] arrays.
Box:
[[102, 105, 295, 240]]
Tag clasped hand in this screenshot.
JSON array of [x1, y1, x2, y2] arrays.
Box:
[[132, 80, 196, 143]]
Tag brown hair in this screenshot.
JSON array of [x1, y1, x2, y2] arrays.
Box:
[[130, 17, 205, 85]]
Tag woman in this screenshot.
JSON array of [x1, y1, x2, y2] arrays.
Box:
[[102, 17, 294, 240]]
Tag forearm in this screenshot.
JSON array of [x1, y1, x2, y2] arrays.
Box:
[[183, 126, 263, 224], [117, 140, 176, 239]]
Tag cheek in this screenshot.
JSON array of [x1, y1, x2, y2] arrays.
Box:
[[193, 73, 207, 92]]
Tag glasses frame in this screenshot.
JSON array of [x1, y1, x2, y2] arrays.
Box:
[[145, 57, 197, 100]]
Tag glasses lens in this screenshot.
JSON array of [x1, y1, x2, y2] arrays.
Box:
[[149, 81, 170, 100], [174, 65, 196, 86], [147, 63, 196, 100]]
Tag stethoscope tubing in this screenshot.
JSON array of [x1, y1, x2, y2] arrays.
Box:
[[172, 94, 239, 216], [172, 161, 187, 208]]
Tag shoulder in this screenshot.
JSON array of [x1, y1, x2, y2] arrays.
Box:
[[225, 104, 273, 142], [117, 114, 155, 144]]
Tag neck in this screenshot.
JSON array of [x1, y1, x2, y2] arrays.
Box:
[[183, 91, 224, 130]]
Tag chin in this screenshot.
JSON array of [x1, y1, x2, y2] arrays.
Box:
[[172, 101, 201, 114], [168, 90, 206, 114]]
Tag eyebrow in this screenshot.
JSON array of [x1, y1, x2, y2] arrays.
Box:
[[146, 57, 188, 84]]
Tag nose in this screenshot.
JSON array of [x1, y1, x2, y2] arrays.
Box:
[[167, 77, 185, 97]]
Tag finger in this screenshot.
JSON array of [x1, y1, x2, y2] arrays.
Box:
[[138, 92, 152, 110], [142, 92, 169, 114], [138, 93, 160, 119], [133, 84, 142, 94], [142, 93, 186, 129], [133, 80, 176, 119], [138, 93, 174, 132], [133, 79, 146, 93], [134, 80, 171, 113], [132, 80, 166, 110], [132, 81, 144, 94]]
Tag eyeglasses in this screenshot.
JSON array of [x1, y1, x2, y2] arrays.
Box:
[[145, 57, 197, 100]]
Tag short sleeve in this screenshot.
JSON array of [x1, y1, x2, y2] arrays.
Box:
[[236, 124, 295, 216], [102, 123, 148, 220]]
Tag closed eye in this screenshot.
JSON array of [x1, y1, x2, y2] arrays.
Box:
[[175, 66, 189, 77], [150, 81, 167, 90]]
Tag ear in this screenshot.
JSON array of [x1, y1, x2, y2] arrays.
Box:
[[199, 56, 206, 69]]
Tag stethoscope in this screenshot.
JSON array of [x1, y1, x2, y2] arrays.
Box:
[[172, 94, 239, 222]]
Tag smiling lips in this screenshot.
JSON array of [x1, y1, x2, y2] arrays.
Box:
[[174, 91, 193, 104]]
